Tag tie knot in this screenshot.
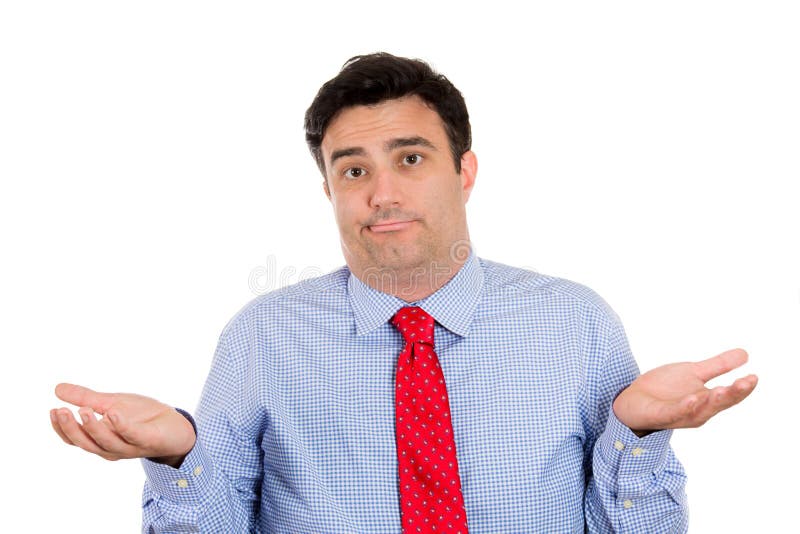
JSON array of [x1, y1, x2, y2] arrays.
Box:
[[391, 306, 435, 346]]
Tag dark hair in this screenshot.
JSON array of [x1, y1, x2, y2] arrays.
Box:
[[304, 52, 471, 175]]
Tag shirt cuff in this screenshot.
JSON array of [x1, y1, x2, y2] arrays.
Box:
[[596, 406, 673, 480], [141, 409, 216, 504]]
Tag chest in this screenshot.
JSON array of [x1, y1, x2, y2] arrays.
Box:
[[254, 324, 589, 532]]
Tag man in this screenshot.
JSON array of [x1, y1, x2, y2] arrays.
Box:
[[51, 53, 757, 532]]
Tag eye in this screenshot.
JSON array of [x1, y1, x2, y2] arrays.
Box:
[[402, 153, 424, 166], [343, 167, 366, 180]]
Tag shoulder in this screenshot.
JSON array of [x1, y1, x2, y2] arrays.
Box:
[[218, 266, 351, 338], [478, 257, 622, 326]]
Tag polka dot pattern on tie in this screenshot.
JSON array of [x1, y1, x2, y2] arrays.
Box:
[[392, 306, 468, 533]]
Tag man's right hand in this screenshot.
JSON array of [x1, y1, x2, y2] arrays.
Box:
[[50, 383, 196, 468]]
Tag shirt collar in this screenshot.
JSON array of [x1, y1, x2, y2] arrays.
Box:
[[348, 252, 484, 338]]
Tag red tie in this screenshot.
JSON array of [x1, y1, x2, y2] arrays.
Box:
[[392, 306, 468, 533]]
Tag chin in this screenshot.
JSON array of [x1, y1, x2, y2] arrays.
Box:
[[378, 246, 440, 272]]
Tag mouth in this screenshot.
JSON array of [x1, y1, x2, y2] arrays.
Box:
[[366, 220, 416, 233]]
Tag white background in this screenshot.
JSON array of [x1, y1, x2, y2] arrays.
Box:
[[1, 1, 798, 532]]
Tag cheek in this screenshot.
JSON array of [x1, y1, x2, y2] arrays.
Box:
[[331, 197, 361, 232], [427, 184, 462, 216]]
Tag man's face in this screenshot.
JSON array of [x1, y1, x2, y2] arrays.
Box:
[[322, 95, 477, 283]]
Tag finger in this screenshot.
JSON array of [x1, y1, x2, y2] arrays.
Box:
[[683, 376, 757, 428], [701, 374, 758, 418], [79, 408, 138, 457], [693, 348, 749, 382], [730, 373, 759, 395], [104, 408, 144, 447], [55, 383, 116, 413], [50, 409, 74, 445], [663, 390, 712, 428], [54, 407, 117, 460]]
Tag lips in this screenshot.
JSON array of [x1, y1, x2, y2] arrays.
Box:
[[367, 220, 416, 233]]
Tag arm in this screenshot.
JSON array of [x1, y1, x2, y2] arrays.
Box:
[[140, 333, 263, 532], [583, 320, 688, 533], [585, 411, 688, 532], [583, 319, 757, 532], [51, 330, 263, 532]]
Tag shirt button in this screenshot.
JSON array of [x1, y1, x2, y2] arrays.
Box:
[[176, 479, 188, 489], [632, 447, 644, 457], [193, 466, 203, 476], [623, 499, 633, 509], [614, 440, 625, 451]]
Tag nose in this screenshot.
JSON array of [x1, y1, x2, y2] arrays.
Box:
[[368, 165, 403, 209]]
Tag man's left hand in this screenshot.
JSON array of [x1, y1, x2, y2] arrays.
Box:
[[613, 348, 758, 436]]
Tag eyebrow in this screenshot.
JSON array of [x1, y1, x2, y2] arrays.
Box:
[[329, 147, 366, 165], [385, 136, 437, 152], [329, 136, 438, 166]]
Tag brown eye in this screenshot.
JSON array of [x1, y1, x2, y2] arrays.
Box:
[[344, 167, 366, 179], [403, 154, 423, 166]]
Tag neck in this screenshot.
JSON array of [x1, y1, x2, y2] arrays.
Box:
[[353, 251, 470, 302]]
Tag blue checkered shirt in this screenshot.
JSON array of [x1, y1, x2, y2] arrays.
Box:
[[142, 255, 688, 533]]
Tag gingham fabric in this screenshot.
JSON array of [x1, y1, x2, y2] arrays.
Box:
[[142, 254, 688, 533], [392, 307, 469, 533]]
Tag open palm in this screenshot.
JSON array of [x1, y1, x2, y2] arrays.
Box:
[[613, 348, 758, 434], [50, 383, 195, 466]]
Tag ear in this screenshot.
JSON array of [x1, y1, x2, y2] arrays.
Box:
[[459, 150, 478, 203], [323, 179, 331, 201]]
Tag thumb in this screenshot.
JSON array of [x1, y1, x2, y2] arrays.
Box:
[[693, 348, 749, 383], [54, 383, 115, 413]]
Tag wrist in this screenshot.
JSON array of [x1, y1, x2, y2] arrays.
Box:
[[612, 392, 658, 437], [150, 453, 188, 468], [149, 408, 196, 467]]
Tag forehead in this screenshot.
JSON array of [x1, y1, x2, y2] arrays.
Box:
[[321, 96, 447, 157]]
